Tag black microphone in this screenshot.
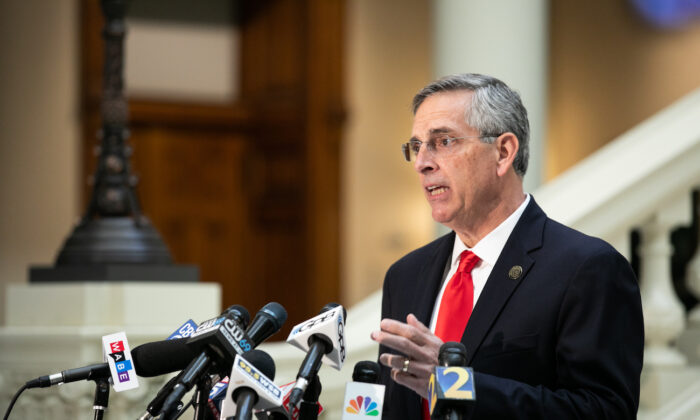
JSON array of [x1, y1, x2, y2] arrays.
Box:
[[353, 360, 381, 383], [160, 303, 287, 419], [25, 363, 112, 389], [25, 338, 195, 389], [428, 342, 475, 420], [231, 350, 277, 420], [131, 338, 198, 377], [341, 361, 385, 418], [33, 305, 251, 390], [438, 342, 467, 367], [136, 305, 250, 420], [287, 303, 347, 407], [246, 302, 288, 346], [137, 374, 183, 420]]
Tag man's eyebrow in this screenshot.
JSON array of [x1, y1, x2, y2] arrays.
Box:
[[410, 127, 454, 142], [428, 127, 452, 135]]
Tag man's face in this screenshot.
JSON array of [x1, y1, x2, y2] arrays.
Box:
[[411, 90, 501, 233]]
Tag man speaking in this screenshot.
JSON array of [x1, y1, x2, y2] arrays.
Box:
[[370, 73, 643, 419]]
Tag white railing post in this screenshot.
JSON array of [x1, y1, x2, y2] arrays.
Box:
[[679, 233, 700, 366], [688, 254, 700, 316], [639, 194, 692, 367], [686, 215, 700, 326]]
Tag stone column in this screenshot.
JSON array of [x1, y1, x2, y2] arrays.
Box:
[[433, 0, 549, 192]]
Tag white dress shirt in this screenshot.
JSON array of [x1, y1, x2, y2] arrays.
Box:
[[429, 194, 531, 332]]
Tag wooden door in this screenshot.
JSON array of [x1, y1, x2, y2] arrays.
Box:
[[80, 0, 345, 335]]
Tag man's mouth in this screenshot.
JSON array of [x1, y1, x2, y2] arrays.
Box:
[[426, 185, 448, 196]]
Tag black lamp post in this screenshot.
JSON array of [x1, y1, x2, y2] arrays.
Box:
[[30, 0, 196, 282]]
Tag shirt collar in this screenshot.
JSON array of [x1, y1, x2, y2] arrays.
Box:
[[451, 194, 531, 268]]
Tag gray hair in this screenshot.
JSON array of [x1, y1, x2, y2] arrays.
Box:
[[412, 73, 530, 177]]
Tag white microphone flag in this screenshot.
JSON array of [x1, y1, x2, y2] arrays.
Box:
[[101, 331, 139, 392], [342, 381, 385, 419], [286, 305, 346, 370], [219, 353, 284, 418]]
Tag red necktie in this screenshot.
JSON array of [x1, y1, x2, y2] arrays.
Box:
[[434, 250, 480, 341], [423, 250, 480, 419]]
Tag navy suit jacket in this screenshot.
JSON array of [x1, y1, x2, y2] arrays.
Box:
[[379, 198, 644, 419]]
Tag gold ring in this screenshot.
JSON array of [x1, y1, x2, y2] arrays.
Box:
[[402, 358, 410, 373]]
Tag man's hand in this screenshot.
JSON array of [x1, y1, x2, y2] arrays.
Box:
[[370, 314, 444, 399]]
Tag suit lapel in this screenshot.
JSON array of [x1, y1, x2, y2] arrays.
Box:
[[412, 231, 455, 327], [461, 199, 546, 365]]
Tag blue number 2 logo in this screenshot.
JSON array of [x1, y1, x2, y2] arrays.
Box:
[[441, 367, 473, 399]]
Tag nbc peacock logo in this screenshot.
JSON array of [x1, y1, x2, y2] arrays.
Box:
[[345, 395, 380, 416]]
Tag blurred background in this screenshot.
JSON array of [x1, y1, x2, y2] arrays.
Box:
[[1, 0, 700, 327]]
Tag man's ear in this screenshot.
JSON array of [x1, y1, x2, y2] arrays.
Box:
[[495, 133, 519, 177]]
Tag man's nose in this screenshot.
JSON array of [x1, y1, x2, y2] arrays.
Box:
[[414, 146, 436, 174]]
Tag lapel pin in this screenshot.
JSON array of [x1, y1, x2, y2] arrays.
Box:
[[508, 265, 523, 280]]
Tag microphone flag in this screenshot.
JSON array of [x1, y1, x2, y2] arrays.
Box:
[[219, 353, 284, 418], [341, 381, 385, 419], [167, 319, 199, 340], [427, 366, 475, 417], [286, 304, 346, 370], [102, 331, 139, 392]]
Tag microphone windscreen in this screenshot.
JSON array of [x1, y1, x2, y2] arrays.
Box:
[[438, 341, 467, 367], [247, 302, 288, 346], [321, 302, 347, 321], [225, 304, 251, 329], [242, 349, 276, 381], [260, 302, 288, 331], [352, 361, 380, 383], [131, 338, 198, 377]]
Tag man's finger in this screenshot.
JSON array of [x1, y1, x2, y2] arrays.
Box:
[[375, 329, 430, 360], [379, 353, 409, 371], [391, 369, 429, 399], [380, 318, 432, 347], [406, 313, 431, 333], [380, 353, 433, 378]]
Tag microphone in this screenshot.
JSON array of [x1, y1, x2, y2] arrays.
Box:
[[207, 302, 291, 418], [246, 302, 289, 346], [130, 338, 198, 377], [160, 303, 286, 419], [286, 303, 347, 407], [25, 336, 199, 389], [136, 305, 250, 420], [341, 361, 385, 419], [219, 350, 283, 420], [25, 363, 112, 389], [137, 374, 183, 420], [352, 361, 380, 382], [428, 342, 475, 420]]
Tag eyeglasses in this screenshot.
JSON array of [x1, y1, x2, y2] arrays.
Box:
[[401, 135, 496, 162]]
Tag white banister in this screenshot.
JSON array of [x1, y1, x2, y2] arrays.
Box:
[[639, 194, 691, 367], [534, 87, 700, 246]]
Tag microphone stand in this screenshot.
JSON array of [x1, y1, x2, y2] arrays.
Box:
[[92, 377, 110, 420], [298, 402, 319, 420], [297, 376, 321, 420], [192, 375, 214, 420]]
